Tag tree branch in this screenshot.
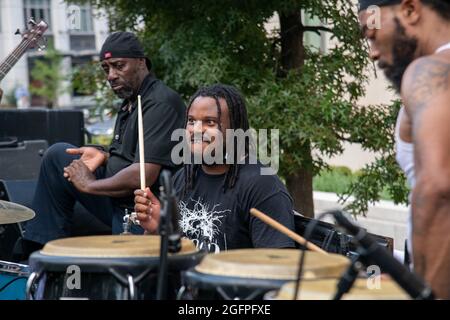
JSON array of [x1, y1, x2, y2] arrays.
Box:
[[334, 132, 365, 144], [303, 26, 333, 35]]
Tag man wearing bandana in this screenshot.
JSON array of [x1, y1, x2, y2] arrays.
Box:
[[359, 0, 450, 299], [19, 32, 186, 258]]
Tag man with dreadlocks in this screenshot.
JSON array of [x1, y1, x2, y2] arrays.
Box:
[[134, 84, 295, 252], [358, 0, 450, 298]]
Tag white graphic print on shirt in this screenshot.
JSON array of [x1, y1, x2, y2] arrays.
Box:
[[178, 198, 230, 253]]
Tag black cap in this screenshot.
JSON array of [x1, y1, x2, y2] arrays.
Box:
[[100, 32, 152, 70], [359, 0, 402, 12]]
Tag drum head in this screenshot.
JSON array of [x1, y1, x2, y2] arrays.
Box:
[[194, 249, 349, 280], [40, 235, 196, 258], [272, 278, 410, 300]]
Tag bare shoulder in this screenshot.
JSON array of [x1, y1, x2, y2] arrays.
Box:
[[401, 55, 450, 117]]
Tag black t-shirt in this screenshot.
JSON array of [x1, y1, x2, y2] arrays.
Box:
[[106, 74, 186, 206], [172, 163, 296, 252]]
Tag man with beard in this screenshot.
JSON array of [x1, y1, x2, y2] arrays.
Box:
[[19, 32, 186, 257], [359, 0, 450, 298], [134, 84, 295, 252]]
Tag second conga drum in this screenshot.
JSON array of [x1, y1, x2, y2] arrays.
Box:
[[182, 249, 349, 300], [268, 278, 410, 300], [27, 235, 203, 300]]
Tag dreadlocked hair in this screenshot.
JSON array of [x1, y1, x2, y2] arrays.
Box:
[[182, 84, 250, 196]]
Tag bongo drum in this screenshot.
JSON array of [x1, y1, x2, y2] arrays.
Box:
[[27, 235, 203, 300], [0, 260, 29, 300], [181, 249, 350, 300], [268, 278, 409, 300]]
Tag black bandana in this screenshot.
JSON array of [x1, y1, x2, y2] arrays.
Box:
[[359, 0, 402, 12], [100, 32, 152, 70]]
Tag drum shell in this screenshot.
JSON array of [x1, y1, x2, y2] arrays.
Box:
[[267, 278, 410, 300], [0, 260, 29, 300], [29, 251, 204, 300], [182, 269, 290, 300], [180, 248, 349, 300]]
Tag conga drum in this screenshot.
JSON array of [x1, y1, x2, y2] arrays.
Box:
[[27, 235, 204, 300], [268, 278, 410, 300], [181, 249, 350, 300]]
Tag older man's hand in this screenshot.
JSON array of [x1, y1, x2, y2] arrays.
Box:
[[64, 159, 96, 193]]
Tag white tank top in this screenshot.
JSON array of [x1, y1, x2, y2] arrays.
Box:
[[395, 107, 415, 188], [436, 42, 450, 53]]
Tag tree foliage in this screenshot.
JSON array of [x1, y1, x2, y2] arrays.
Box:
[[29, 44, 65, 108], [69, 0, 409, 215]]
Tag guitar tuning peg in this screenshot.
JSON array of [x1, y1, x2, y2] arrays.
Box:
[[28, 18, 37, 26], [14, 29, 21, 35], [37, 37, 47, 51]]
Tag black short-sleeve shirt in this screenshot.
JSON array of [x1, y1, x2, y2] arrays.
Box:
[[106, 74, 186, 206], [172, 163, 296, 252]]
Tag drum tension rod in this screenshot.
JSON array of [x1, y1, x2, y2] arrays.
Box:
[[122, 209, 140, 235]]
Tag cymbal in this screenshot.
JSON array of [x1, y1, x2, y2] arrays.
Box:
[[0, 200, 35, 224]]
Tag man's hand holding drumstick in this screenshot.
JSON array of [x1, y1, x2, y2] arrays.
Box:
[[134, 188, 161, 234]]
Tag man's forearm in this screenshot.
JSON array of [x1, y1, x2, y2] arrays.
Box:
[[411, 181, 450, 298], [85, 163, 160, 197]]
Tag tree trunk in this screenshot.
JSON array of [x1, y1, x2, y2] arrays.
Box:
[[279, 11, 305, 75], [278, 10, 315, 218], [286, 140, 315, 218]]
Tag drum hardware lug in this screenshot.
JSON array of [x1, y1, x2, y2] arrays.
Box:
[[109, 267, 155, 300], [25, 271, 40, 300], [127, 275, 136, 300], [176, 285, 187, 300]]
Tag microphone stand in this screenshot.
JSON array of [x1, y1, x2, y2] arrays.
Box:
[[156, 170, 181, 300], [330, 210, 434, 300], [333, 247, 367, 300], [156, 188, 169, 300]]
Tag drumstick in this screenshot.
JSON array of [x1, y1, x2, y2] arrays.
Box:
[[137, 95, 145, 190], [250, 208, 328, 255]]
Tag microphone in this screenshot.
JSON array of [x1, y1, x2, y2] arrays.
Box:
[[330, 210, 434, 300], [159, 169, 181, 253], [156, 169, 181, 300]]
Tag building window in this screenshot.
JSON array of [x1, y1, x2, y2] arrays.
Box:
[[68, 4, 95, 51], [70, 35, 96, 51], [79, 4, 94, 33], [23, 0, 52, 31], [68, 4, 94, 34]]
